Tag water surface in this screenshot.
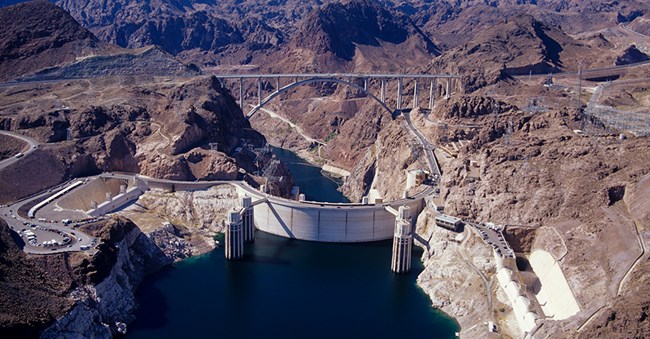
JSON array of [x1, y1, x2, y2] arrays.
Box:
[[130, 233, 458, 338]]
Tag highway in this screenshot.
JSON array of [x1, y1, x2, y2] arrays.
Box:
[[401, 110, 442, 177], [0, 130, 39, 170], [104, 172, 435, 209], [619, 22, 648, 38]]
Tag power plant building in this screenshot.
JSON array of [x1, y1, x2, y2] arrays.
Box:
[[435, 213, 462, 232]]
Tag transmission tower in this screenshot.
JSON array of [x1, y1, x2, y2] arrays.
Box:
[[262, 158, 283, 185]]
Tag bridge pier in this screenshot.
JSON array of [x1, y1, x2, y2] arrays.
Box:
[[239, 78, 244, 112], [413, 79, 419, 108], [428, 79, 436, 110], [242, 196, 255, 242], [445, 78, 451, 99], [380, 79, 386, 102], [391, 206, 413, 273], [225, 209, 244, 260], [258, 78, 262, 106], [397, 78, 403, 110]]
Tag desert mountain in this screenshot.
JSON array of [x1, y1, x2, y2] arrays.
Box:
[[2, 0, 643, 76], [0, 0, 103, 81], [267, 0, 439, 73], [396, 0, 648, 47], [429, 14, 604, 92], [54, 0, 315, 64], [0, 1, 197, 82]]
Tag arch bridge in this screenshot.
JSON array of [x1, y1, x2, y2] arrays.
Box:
[[215, 73, 461, 119]]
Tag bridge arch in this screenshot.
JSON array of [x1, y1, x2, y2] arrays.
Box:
[[246, 77, 394, 119]]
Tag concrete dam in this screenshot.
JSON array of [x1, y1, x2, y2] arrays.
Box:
[[233, 185, 425, 243], [78, 173, 426, 272]]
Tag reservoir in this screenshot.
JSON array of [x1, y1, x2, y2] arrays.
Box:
[[128, 148, 459, 338], [270, 146, 350, 203]]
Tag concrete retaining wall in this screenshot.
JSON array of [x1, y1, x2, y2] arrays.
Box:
[[144, 180, 218, 192], [87, 187, 143, 217]]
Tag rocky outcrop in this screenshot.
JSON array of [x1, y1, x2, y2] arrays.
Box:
[[0, 220, 73, 338], [414, 209, 495, 338], [120, 185, 240, 255], [341, 115, 428, 202], [430, 14, 595, 92], [0, 75, 266, 202], [146, 222, 193, 262], [0, 134, 27, 160], [40, 217, 171, 338], [439, 96, 517, 119]]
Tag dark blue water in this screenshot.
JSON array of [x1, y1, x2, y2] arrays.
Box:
[[271, 146, 350, 203], [128, 148, 459, 338]]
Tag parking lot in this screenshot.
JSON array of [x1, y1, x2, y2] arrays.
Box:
[[469, 221, 514, 258]]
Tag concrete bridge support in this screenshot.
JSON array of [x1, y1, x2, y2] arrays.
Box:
[[428, 79, 436, 110], [445, 79, 451, 99], [397, 78, 403, 110], [391, 206, 413, 273], [413, 80, 419, 108], [225, 210, 244, 260], [239, 78, 244, 112], [242, 196, 255, 242]]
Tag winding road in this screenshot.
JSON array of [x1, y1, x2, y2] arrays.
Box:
[[0, 130, 38, 170]]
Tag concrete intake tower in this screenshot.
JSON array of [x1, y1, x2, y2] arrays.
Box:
[[391, 206, 413, 273]]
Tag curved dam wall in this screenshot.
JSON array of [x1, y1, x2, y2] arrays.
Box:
[[236, 185, 425, 242]]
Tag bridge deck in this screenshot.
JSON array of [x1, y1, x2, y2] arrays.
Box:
[[215, 73, 460, 79]]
